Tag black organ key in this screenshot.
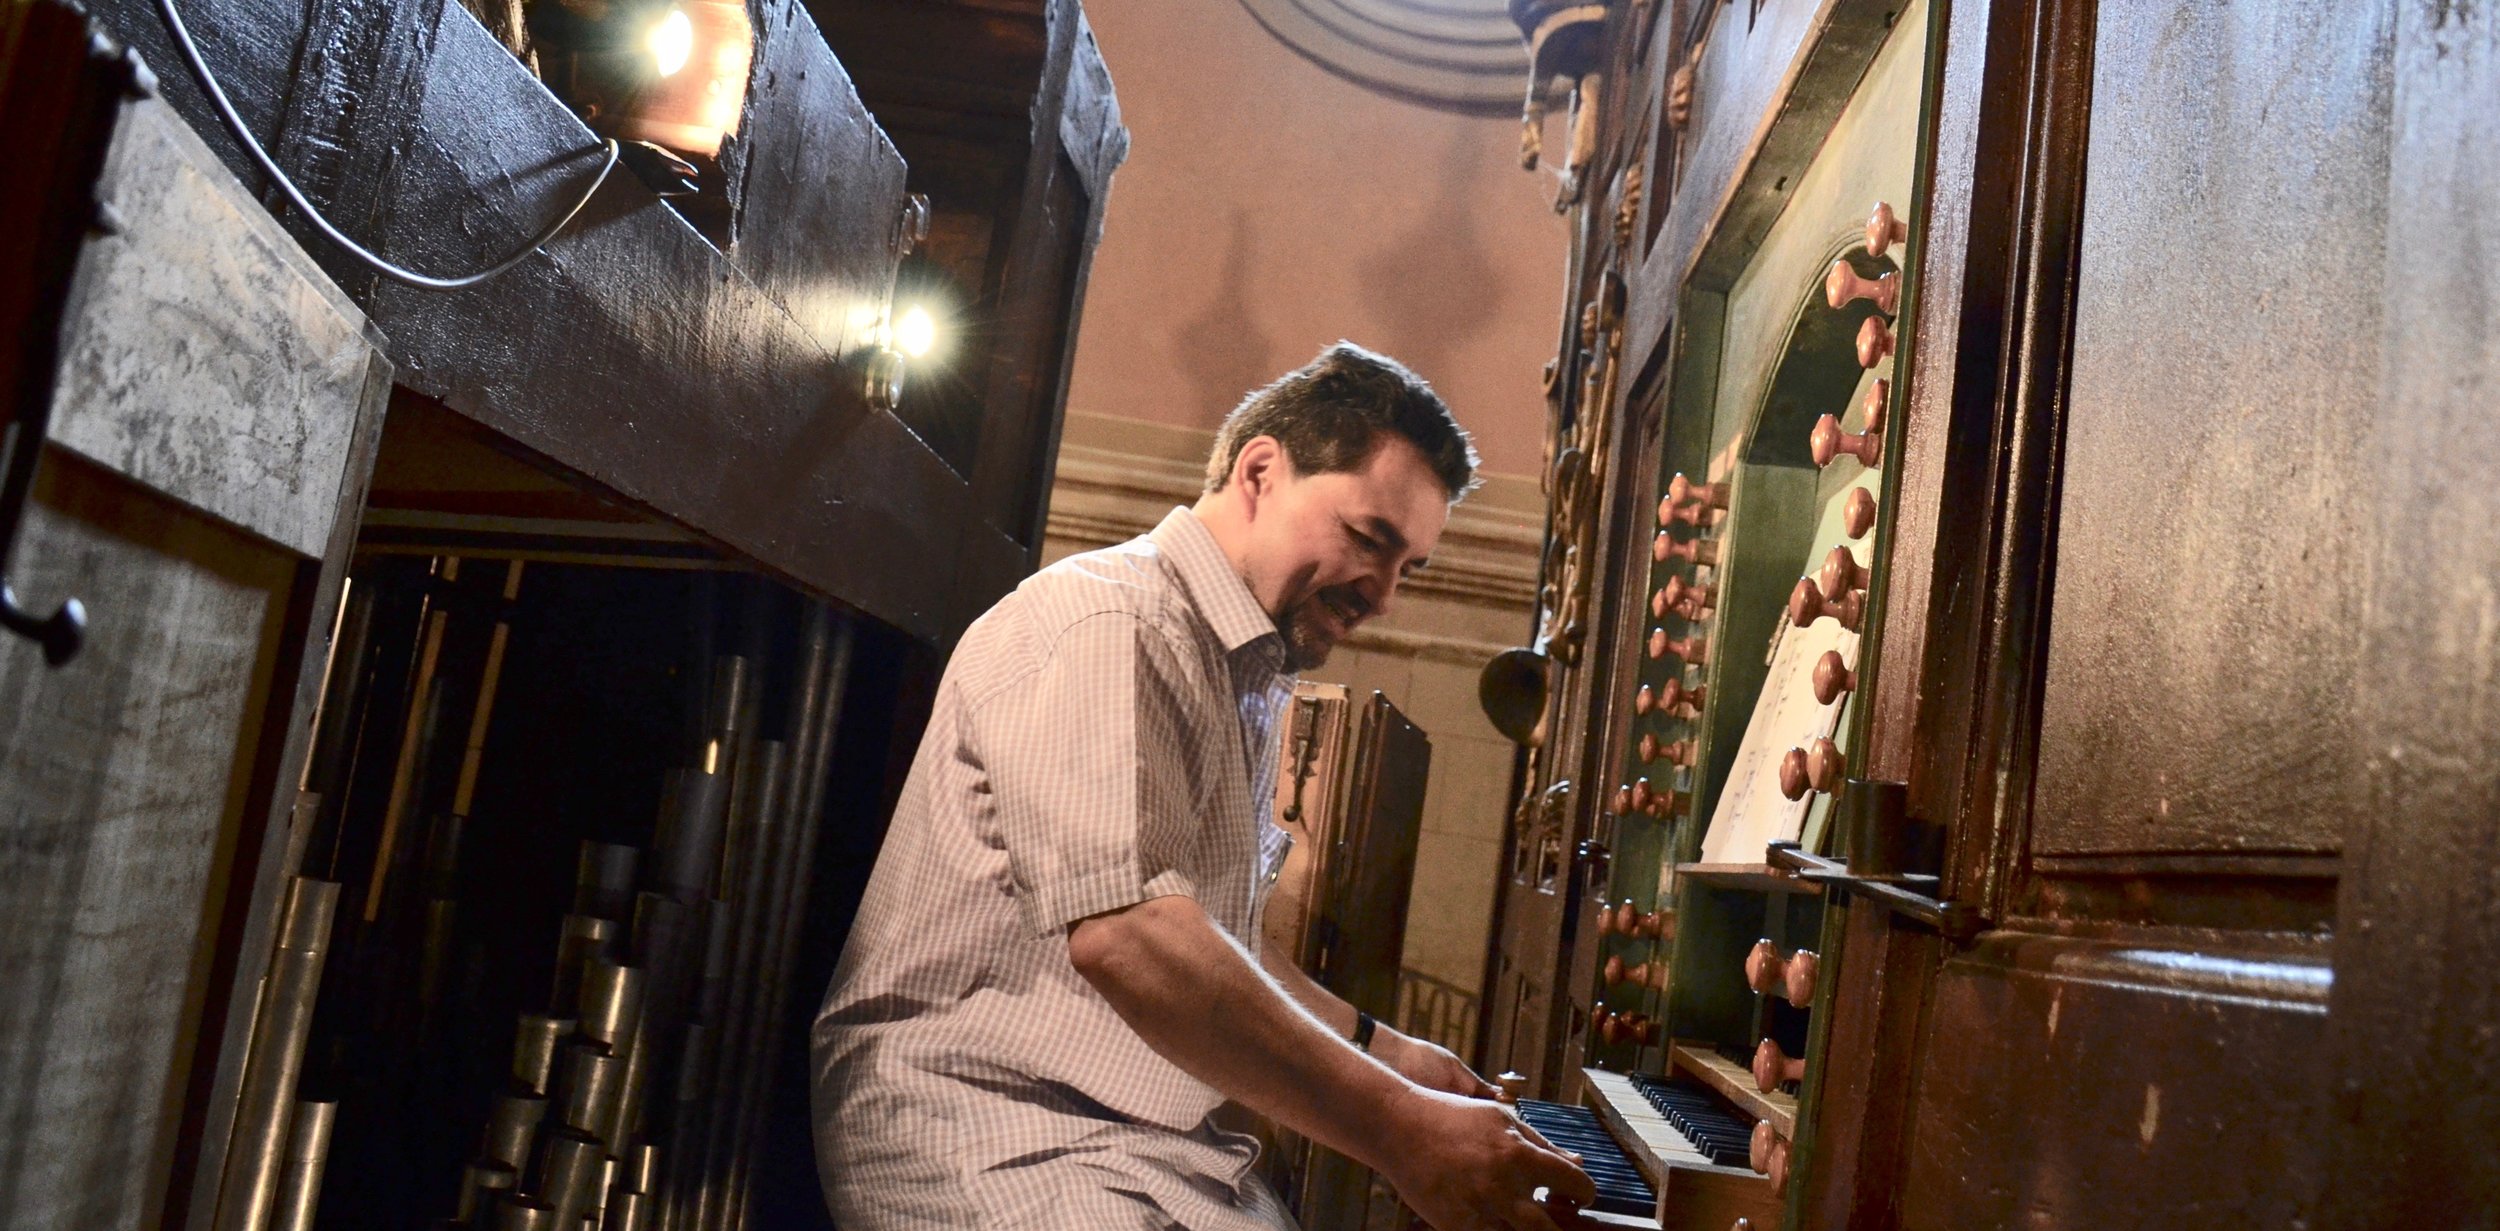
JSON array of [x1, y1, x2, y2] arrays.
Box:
[[1514, 1100, 1659, 1216]]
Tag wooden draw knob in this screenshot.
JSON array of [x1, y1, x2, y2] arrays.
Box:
[[1818, 545, 1868, 600], [1657, 493, 1676, 526], [1813, 649, 1855, 705], [1843, 486, 1878, 539], [1745, 938, 1783, 997], [1749, 1118, 1778, 1173], [1768, 1135, 1792, 1195], [1638, 732, 1659, 765], [1605, 954, 1627, 985], [1661, 535, 1721, 566], [1810, 413, 1882, 469], [1806, 737, 1845, 792], [1857, 315, 1896, 368], [1613, 900, 1640, 935], [1648, 788, 1689, 820], [1662, 574, 1716, 618], [1784, 949, 1821, 1005], [1659, 675, 1705, 715], [1862, 377, 1891, 436], [1669, 472, 1730, 511], [1867, 200, 1908, 257], [1497, 1070, 1528, 1103], [1629, 777, 1656, 812], [1610, 783, 1634, 817], [1779, 747, 1812, 801], [1660, 738, 1698, 769], [1596, 896, 1620, 933], [1662, 633, 1710, 665], [1752, 1038, 1805, 1092], [1789, 578, 1864, 631], [1651, 587, 1670, 620], [1635, 683, 1657, 715], [1647, 626, 1671, 660], [1825, 258, 1900, 314]]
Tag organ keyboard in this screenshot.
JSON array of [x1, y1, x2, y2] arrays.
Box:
[[1508, 1068, 1787, 1230]]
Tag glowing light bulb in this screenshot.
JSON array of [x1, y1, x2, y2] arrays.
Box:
[[895, 306, 937, 358], [649, 8, 694, 78]]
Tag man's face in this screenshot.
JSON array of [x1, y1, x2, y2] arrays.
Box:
[[1240, 435, 1452, 671]]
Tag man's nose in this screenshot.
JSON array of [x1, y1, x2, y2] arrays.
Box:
[[1361, 565, 1400, 622]]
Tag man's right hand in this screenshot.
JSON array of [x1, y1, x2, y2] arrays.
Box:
[[1374, 1087, 1597, 1231]]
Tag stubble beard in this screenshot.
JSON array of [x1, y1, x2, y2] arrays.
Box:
[[1279, 603, 1335, 672]]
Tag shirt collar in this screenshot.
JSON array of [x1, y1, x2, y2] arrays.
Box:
[[1149, 507, 1283, 658]]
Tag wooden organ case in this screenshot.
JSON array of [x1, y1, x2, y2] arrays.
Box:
[[1256, 683, 1433, 1231], [0, 3, 1121, 1231], [1479, 0, 2500, 1228]]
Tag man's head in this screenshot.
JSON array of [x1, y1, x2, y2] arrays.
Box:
[[1193, 342, 1479, 671]]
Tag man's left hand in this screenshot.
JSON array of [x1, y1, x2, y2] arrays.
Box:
[[1372, 1029, 1497, 1100]]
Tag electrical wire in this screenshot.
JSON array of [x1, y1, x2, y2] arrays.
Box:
[[154, 0, 620, 291]]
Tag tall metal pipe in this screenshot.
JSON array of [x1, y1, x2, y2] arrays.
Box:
[[512, 1014, 573, 1096], [719, 616, 853, 1229], [537, 1130, 606, 1229], [481, 1090, 547, 1171], [268, 1100, 336, 1231], [575, 842, 641, 921], [577, 959, 646, 1053], [456, 1163, 517, 1223], [213, 877, 341, 1231]]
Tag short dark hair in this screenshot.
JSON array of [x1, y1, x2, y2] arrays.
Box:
[[1204, 342, 1480, 500]]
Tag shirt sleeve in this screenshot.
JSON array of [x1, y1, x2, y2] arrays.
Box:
[[971, 611, 1208, 937]]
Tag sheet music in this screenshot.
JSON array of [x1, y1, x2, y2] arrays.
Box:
[[1699, 617, 1860, 864]]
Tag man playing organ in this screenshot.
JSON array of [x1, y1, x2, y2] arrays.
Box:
[[812, 343, 1594, 1230]]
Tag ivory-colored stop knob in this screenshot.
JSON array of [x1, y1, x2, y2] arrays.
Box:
[[1662, 633, 1709, 665], [1862, 377, 1891, 436], [1669, 472, 1730, 510], [1857, 316, 1896, 368], [1825, 258, 1901, 314], [1818, 546, 1868, 601], [1843, 486, 1878, 539], [1811, 413, 1882, 469], [1789, 578, 1864, 632], [1635, 683, 1657, 715], [1660, 535, 1721, 567], [1806, 737, 1845, 793], [1752, 1038, 1805, 1092], [1779, 747, 1811, 801], [1662, 574, 1716, 618], [1813, 650, 1855, 705], [1867, 200, 1908, 257], [1660, 676, 1706, 715]]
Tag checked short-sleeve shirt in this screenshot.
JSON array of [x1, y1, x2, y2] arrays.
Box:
[[811, 507, 1300, 1230]]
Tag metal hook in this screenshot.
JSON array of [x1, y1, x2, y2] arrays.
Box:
[[0, 587, 84, 665]]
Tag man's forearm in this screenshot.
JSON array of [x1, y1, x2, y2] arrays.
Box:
[[1260, 932, 1357, 1038], [1068, 895, 1416, 1171]]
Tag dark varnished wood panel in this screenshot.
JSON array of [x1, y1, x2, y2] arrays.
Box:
[[81, 0, 1031, 647], [1900, 932, 2330, 1231], [2321, 4, 2500, 1225], [2032, 1, 2392, 858], [0, 456, 297, 1231]]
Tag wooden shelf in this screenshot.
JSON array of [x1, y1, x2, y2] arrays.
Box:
[[1673, 862, 1821, 894], [1669, 1039, 1798, 1140]]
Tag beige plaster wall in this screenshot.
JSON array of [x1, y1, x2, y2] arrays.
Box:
[[1066, 0, 1568, 478]]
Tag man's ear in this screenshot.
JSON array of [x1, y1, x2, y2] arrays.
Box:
[[1233, 436, 1291, 513]]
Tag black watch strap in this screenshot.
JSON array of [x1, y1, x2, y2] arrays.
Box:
[[1352, 1009, 1378, 1052]]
